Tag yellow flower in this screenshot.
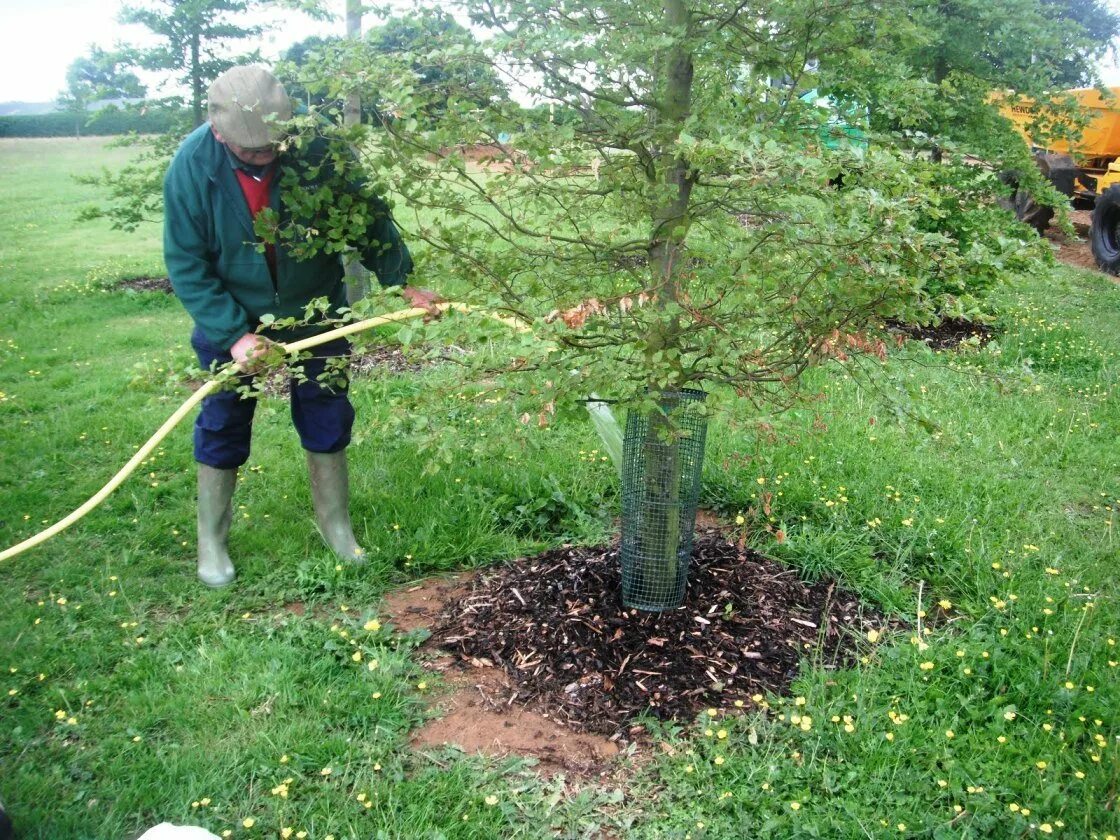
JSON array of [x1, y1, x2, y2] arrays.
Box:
[[735, 514, 745, 525], [789, 801, 801, 810], [898, 824, 906, 832], [919, 661, 934, 671], [1004, 711, 1016, 721], [485, 794, 499, 806], [1036, 761, 1047, 770], [1040, 825, 1053, 834], [282, 830, 293, 839], [1009, 803, 1020, 812], [320, 766, 333, 776], [351, 651, 362, 662], [364, 619, 381, 632], [707, 708, 719, 717], [280, 754, 289, 764], [867, 629, 881, 643], [945, 730, 955, 739], [417, 681, 428, 691], [242, 818, 255, 828], [714, 755, 725, 765], [938, 599, 952, 610], [717, 729, 728, 740]]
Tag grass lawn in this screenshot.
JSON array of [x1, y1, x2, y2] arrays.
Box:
[[1, 136, 1119, 838]]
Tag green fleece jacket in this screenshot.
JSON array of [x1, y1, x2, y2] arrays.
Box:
[[163, 122, 412, 350]]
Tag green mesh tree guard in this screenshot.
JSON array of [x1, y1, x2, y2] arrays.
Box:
[[620, 389, 709, 611]]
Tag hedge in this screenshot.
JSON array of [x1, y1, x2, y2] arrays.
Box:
[[0, 107, 178, 138]]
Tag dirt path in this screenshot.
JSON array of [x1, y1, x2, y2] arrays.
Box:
[[1048, 209, 1101, 272]]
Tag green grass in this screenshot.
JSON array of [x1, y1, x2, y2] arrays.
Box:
[[2, 137, 1120, 838]]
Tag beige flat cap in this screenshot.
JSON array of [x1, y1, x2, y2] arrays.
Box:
[[207, 65, 292, 148]]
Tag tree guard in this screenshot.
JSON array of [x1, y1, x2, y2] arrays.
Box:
[[620, 389, 708, 611]]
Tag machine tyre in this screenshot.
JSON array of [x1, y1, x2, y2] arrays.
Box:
[[1091, 185, 1120, 275]]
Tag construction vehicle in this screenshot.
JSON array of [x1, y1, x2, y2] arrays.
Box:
[[1000, 86, 1120, 273]]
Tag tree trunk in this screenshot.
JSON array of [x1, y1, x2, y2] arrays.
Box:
[[620, 0, 699, 610], [344, 0, 372, 305], [191, 31, 203, 128]]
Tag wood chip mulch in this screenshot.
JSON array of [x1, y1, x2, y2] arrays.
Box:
[[431, 534, 884, 736], [888, 317, 995, 351], [117, 276, 174, 293]]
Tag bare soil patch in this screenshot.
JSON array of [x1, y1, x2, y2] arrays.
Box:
[[423, 534, 883, 738], [410, 658, 623, 776], [381, 572, 477, 634], [1047, 209, 1099, 272]]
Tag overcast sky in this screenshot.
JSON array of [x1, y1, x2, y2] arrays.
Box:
[[0, 0, 1118, 104], [0, 0, 341, 103]]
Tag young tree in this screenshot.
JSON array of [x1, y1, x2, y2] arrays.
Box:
[[273, 0, 1042, 606]]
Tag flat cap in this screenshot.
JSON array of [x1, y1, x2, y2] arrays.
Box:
[[207, 65, 292, 148]]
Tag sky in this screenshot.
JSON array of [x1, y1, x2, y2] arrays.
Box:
[[0, 0, 1118, 104], [0, 0, 342, 103]]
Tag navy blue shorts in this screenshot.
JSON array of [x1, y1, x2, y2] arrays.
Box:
[[191, 326, 355, 469]]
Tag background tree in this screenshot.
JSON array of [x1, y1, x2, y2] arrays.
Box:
[[117, 0, 267, 128], [279, 11, 508, 127], [57, 47, 146, 138], [78, 0, 329, 230], [820, 0, 1120, 162]]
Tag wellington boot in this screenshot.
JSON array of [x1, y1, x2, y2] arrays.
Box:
[[306, 450, 366, 562], [197, 464, 238, 587]]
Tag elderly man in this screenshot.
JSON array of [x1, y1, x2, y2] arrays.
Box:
[[164, 65, 437, 587]]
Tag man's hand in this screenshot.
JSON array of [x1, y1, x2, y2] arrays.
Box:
[[229, 332, 276, 373], [401, 286, 443, 320]]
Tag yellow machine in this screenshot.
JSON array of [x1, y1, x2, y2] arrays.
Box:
[[1002, 86, 1120, 197], [1000, 87, 1120, 273]]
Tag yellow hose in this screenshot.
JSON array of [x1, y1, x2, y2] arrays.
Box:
[[0, 301, 527, 562]]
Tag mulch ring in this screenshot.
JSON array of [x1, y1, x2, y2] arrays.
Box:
[[887, 317, 995, 351], [242, 346, 433, 398], [430, 533, 884, 738], [118, 275, 174, 293]]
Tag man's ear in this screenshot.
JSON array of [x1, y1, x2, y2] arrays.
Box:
[[210, 126, 226, 145]]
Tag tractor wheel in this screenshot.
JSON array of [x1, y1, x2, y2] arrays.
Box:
[[997, 152, 1076, 235], [1090, 185, 1120, 275]]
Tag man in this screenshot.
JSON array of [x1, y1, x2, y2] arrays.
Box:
[[164, 65, 438, 587]]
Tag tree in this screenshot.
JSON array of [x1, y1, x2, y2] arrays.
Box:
[[271, 1, 1043, 606], [118, 0, 266, 128], [1046, 0, 1120, 88], [57, 47, 145, 138], [819, 0, 1116, 161], [278, 11, 508, 127], [77, 0, 329, 230]]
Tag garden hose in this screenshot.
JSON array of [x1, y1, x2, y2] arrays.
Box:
[[0, 301, 528, 563]]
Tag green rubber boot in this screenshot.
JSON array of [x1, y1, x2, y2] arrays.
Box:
[[307, 450, 366, 562], [197, 464, 238, 587]]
